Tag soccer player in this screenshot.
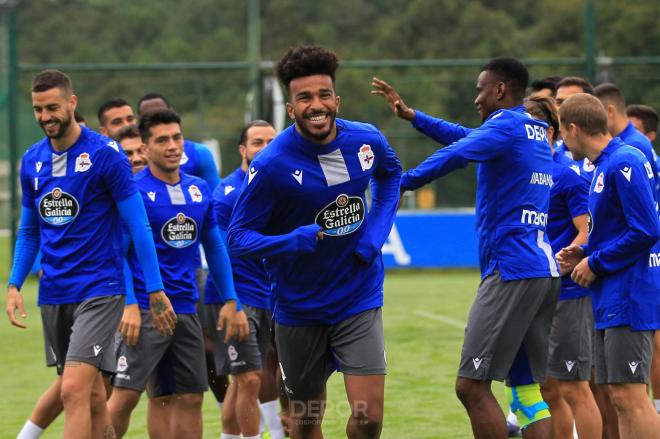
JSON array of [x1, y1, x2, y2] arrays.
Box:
[[525, 96, 602, 439], [557, 93, 660, 439], [205, 120, 285, 439], [594, 83, 658, 190], [107, 108, 248, 438], [373, 57, 560, 438], [528, 76, 562, 99], [228, 46, 402, 439], [6, 69, 170, 439], [116, 124, 148, 174], [98, 97, 137, 140]]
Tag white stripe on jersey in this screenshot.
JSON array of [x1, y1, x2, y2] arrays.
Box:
[[318, 149, 350, 186], [537, 230, 560, 277], [52, 152, 67, 177], [167, 184, 186, 205]]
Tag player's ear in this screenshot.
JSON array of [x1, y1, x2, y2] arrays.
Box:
[[239, 144, 247, 159], [335, 95, 341, 113], [286, 102, 295, 120], [69, 94, 78, 111], [648, 131, 657, 142], [496, 82, 506, 100], [99, 126, 108, 136]]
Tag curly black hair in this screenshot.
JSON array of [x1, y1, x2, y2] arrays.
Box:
[[276, 46, 339, 93]]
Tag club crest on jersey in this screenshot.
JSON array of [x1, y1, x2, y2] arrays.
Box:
[[315, 193, 365, 237], [39, 187, 79, 226], [75, 153, 92, 173], [593, 172, 605, 193], [188, 184, 202, 202], [179, 151, 189, 165], [358, 144, 375, 171], [161, 213, 198, 248], [117, 355, 128, 373]]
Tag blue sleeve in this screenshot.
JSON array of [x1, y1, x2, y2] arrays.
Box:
[[213, 189, 234, 231], [355, 135, 403, 264], [122, 232, 137, 306], [202, 225, 241, 310], [101, 146, 139, 203], [8, 207, 40, 289], [20, 157, 35, 208], [564, 169, 590, 219], [117, 193, 164, 293], [589, 159, 660, 275], [400, 116, 511, 192], [228, 168, 321, 258], [194, 143, 221, 190], [411, 110, 473, 145]]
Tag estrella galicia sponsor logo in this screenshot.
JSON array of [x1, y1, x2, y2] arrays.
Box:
[[39, 187, 79, 225], [161, 212, 197, 248], [315, 194, 365, 237]]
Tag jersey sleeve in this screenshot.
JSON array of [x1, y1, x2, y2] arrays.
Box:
[[213, 185, 236, 232], [227, 166, 321, 258], [202, 225, 241, 309], [411, 110, 473, 145], [20, 156, 35, 208], [193, 143, 221, 190], [355, 134, 402, 264], [100, 147, 138, 202], [8, 206, 40, 289], [400, 115, 511, 191], [589, 158, 660, 275], [563, 168, 590, 219]]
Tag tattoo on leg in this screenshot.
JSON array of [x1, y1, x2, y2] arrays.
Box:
[[103, 425, 117, 439]]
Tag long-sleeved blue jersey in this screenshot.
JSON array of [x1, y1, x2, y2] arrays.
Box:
[[228, 119, 402, 326], [585, 138, 660, 330], [555, 140, 596, 182], [205, 167, 271, 310], [127, 168, 237, 314], [180, 139, 221, 190], [548, 153, 591, 300], [402, 107, 560, 281]]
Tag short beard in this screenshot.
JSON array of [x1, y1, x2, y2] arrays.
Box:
[[295, 111, 337, 143], [42, 112, 73, 139]]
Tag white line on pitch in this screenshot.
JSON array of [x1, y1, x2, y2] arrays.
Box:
[[414, 310, 465, 329]]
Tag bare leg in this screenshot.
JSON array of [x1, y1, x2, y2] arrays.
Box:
[[60, 362, 102, 439], [90, 375, 116, 439], [344, 374, 384, 439], [289, 389, 326, 439], [591, 375, 619, 439], [170, 393, 204, 439], [456, 377, 508, 439], [608, 383, 660, 439], [559, 380, 601, 439], [235, 371, 262, 436], [221, 379, 240, 435], [147, 395, 173, 439], [107, 387, 141, 438], [540, 379, 573, 439], [30, 377, 63, 429]]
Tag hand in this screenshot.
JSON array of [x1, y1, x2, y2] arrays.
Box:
[[118, 304, 142, 346], [371, 77, 415, 121], [217, 301, 249, 342], [571, 257, 596, 288], [6, 286, 27, 328], [556, 244, 584, 276], [149, 291, 177, 336]]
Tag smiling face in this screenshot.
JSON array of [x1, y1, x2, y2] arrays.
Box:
[[474, 70, 503, 122], [240, 125, 276, 166], [32, 87, 77, 139], [286, 74, 340, 145], [144, 122, 184, 174], [120, 136, 147, 174], [100, 105, 136, 140]]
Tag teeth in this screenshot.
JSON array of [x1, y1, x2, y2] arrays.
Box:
[[308, 115, 326, 122]]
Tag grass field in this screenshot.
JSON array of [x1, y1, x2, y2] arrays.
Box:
[[0, 238, 509, 438]]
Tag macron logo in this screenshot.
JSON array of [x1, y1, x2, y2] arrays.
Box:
[[36, 161, 43, 173], [565, 360, 576, 372], [472, 357, 483, 370], [291, 170, 303, 185], [629, 361, 640, 374], [620, 166, 632, 182], [147, 192, 156, 202], [248, 167, 258, 184], [224, 185, 235, 196], [93, 345, 102, 357], [650, 252, 660, 268]]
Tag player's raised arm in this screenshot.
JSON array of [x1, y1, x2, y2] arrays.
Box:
[[370, 77, 415, 121]]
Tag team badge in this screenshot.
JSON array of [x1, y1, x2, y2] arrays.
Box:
[[117, 355, 128, 372], [228, 345, 238, 361], [161, 213, 198, 248], [75, 153, 92, 173], [593, 172, 605, 193], [583, 158, 595, 172], [179, 151, 189, 165], [315, 193, 365, 237], [188, 184, 202, 202], [39, 187, 79, 226], [357, 144, 375, 171]]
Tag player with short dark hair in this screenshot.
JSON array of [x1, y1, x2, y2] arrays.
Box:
[[229, 46, 402, 439], [627, 104, 659, 144], [558, 93, 660, 439], [97, 97, 136, 140], [107, 108, 248, 438], [7, 69, 168, 439], [372, 57, 560, 438], [529, 76, 562, 98]]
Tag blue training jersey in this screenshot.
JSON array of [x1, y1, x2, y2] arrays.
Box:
[[555, 140, 596, 182], [228, 119, 402, 326], [204, 167, 271, 309], [618, 122, 659, 197], [548, 153, 591, 300], [180, 139, 221, 190], [20, 126, 136, 305], [128, 168, 216, 314], [586, 138, 660, 330], [402, 106, 560, 281]]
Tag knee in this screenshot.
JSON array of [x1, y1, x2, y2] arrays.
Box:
[[455, 378, 484, 407], [351, 401, 383, 436], [60, 379, 87, 409], [539, 382, 560, 405], [176, 393, 204, 409], [109, 389, 140, 415], [236, 371, 262, 393]]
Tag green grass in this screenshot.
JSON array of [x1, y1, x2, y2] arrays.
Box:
[[0, 243, 509, 437]]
